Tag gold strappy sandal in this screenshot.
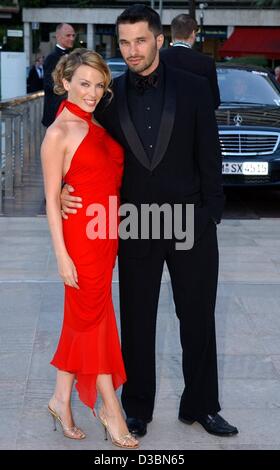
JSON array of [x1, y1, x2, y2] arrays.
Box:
[[48, 405, 86, 440], [97, 411, 139, 449]]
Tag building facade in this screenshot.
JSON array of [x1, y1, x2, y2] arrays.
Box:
[[2, 1, 279, 65]]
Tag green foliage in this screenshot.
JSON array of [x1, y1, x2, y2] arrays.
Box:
[[74, 0, 95, 5], [0, 0, 18, 6], [224, 55, 269, 67], [254, 0, 280, 6], [18, 0, 47, 7], [18, 0, 113, 6]]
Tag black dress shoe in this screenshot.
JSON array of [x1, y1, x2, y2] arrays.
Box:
[[179, 413, 238, 437], [126, 417, 151, 437]]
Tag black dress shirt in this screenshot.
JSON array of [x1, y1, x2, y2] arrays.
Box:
[[127, 63, 165, 161]]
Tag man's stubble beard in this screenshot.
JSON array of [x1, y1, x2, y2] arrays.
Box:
[[125, 41, 158, 75]]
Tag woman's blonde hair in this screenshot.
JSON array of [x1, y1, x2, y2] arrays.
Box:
[[52, 48, 112, 97]]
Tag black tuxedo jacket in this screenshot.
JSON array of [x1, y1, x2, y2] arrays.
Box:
[[42, 46, 67, 127], [160, 46, 220, 109], [95, 63, 224, 255], [27, 66, 43, 93]]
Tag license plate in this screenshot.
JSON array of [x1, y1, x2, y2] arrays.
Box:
[[222, 162, 268, 175]]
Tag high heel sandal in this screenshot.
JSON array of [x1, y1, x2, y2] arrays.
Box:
[[97, 411, 139, 449], [48, 405, 86, 440]]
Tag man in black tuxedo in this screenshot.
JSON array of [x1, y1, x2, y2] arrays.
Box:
[[161, 14, 220, 109], [27, 56, 44, 93], [61, 5, 238, 438], [42, 23, 75, 127]]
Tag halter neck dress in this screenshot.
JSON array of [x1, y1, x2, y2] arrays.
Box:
[[50, 99, 126, 410]]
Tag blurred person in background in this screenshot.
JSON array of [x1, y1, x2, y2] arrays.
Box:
[[160, 14, 220, 109], [27, 56, 44, 93], [274, 66, 280, 85]]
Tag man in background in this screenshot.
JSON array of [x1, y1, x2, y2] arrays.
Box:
[[160, 14, 220, 109], [42, 23, 76, 127], [27, 56, 44, 93], [274, 66, 280, 85]]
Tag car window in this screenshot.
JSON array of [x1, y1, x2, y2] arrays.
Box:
[[106, 60, 127, 78], [108, 63, 127, 72], [217, 68, 280, 106]]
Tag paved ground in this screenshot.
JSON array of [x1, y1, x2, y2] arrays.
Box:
[[1, 216, 280, 450], [1, 151, 45, 217]]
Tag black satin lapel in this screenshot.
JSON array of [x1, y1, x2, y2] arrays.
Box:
[[116, 73, 151, 171], [150, 69, 176, 172]]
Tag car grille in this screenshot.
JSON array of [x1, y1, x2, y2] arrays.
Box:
[[219, 131, 280, 156]]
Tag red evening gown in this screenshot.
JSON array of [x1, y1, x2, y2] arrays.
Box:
[[50, 99, 126, 410]]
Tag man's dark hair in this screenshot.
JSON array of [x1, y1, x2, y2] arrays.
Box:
[[171, 14, 198, 40], [116, 4, 163, 38]]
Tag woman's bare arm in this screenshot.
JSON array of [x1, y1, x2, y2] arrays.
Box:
[[41, 126, 79, 288]]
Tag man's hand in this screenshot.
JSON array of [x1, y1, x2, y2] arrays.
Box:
[[61, 184, 83, 219]]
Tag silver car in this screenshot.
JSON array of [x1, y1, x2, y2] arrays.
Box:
[[106, 58, 127, 79]]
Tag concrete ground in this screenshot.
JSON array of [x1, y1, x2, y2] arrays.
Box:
[[0, 216, 280, 450]]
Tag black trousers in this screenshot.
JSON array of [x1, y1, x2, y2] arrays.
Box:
[[118, 221, 221, 421]]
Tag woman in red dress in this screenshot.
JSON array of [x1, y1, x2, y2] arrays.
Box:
[[41, 49, 138, 449]]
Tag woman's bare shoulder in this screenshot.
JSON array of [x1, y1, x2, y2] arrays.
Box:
[[44, 119, 68, 143]]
